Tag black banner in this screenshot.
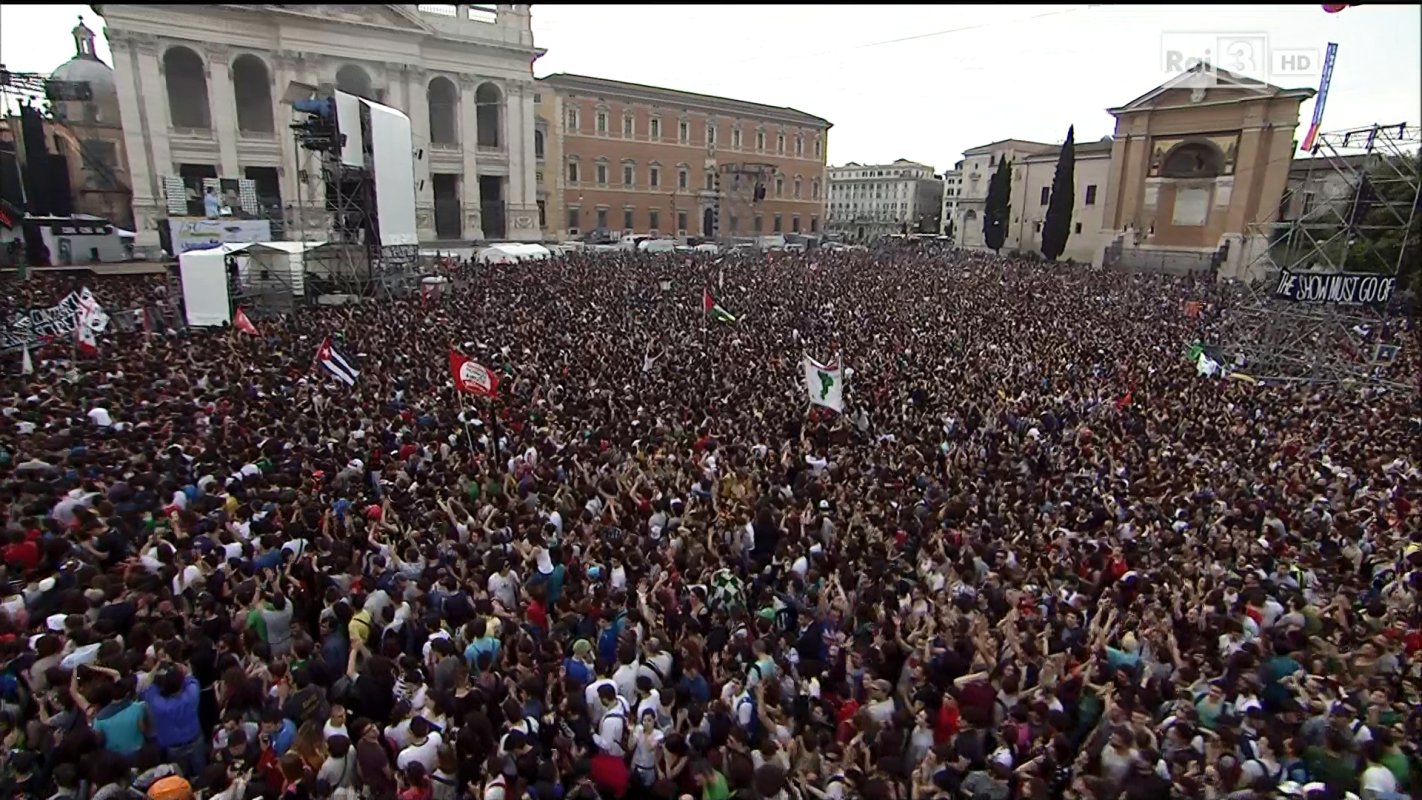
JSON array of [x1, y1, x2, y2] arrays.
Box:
[[49, 221, 110, 237], [1274, 269, 1396, 307]]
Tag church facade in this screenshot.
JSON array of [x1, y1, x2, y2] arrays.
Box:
[[96, 3, 545, 247]]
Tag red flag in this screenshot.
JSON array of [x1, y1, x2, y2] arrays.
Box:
[[1115, 390, 1133, 411], [703, 287, 715, 312], [75, 313, 98, 356], [450, 350, 500, 397], [234, 308, 259, 336], [1183, 300, 1202, 319]]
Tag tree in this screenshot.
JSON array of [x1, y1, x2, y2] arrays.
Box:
[[983, 158, 1011, 253], [1041, 125, 1076, 260]]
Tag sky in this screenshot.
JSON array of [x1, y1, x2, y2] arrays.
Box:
[[3, 3, 1418, 172]]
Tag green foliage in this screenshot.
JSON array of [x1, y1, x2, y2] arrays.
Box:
[[1041, 126, 1076, 261], [983, 159, 1011, 253]]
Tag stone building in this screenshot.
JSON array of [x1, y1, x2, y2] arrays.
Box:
[[826, 159, 942, 241], [96, 3, 544, 247], [538, 73, 831, 241]]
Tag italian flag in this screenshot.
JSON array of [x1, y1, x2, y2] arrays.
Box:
[[703, 288, 736, 323]]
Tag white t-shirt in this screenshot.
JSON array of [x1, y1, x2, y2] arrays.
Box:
[[396, 732, 443, 772], [1361, 764, 1397, 795], [88, 407, 113, 427]]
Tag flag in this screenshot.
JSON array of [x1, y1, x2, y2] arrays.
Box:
[[1197, 352, 1221, 377], [75, 313, 99, 355], [1186, 341, 1205, 362], [234, 308, 259, 336], [20, 346, 33, 376], [803, 354, 844, 412], [1115, 390, 1133, 411], [642, 350, 659, 373], [703, 288, 736, 323], [314, 336, 360, 386], [450, 349, 499, 397], [1183, 300, 1202, 319]]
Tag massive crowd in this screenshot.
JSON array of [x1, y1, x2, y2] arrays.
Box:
[[0, 247, 1418, 800]]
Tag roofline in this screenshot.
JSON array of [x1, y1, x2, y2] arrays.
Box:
[[961, 138, 1057, 155], [1107, 87, 1316, 116], [538, 72, 832, 129], [829, 161, 936, 171]]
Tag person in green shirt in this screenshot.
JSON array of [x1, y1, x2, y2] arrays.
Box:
[[1303, 728, 1359, 794], [1374, 729, 1411, 791], [695, 761, 730, 800]]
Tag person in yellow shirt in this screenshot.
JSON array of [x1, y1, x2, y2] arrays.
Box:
[[348, 606, 375, 648]]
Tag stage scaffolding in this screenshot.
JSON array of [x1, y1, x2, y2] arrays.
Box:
[[1213, 123, 1419, 393]]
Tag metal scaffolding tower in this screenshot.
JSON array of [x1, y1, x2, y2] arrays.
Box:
[[1216, 123, 1419, 392], [717, 161, 779, 239]]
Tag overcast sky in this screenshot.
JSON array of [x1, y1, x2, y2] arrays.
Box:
[[4, 4, 1417, 171]]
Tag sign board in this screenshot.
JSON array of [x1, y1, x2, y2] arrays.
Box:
[[49, 221, 111, 237], [1274, 269, 1396, 307], [167, 218, 271, 254]]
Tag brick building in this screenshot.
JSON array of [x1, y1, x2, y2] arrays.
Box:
[[536, 73, 831, 241]]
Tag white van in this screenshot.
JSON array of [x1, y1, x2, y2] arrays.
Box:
[[638, 238, 677, 253], [619, 234, 652, 251]]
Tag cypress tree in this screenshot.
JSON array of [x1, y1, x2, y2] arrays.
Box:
[[983, 158, 1011, 253], [1041, 125, 1076, 261]]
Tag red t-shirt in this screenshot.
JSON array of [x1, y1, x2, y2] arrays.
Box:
[[526, 600, 548, 633], [2, 540, 40, 571]]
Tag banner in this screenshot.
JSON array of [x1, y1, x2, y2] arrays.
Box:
[[1274, 269, 1396, 307], [167, 218, 271, 254], [0, 288, 108, 353]]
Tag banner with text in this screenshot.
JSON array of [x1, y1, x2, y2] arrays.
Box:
[[1274, 269, 1397, 307], [0, 288, 109, 353]]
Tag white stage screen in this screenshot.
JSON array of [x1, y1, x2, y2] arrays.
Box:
[[179, 249, 233, 327], [364, 100, 419, 247], [335, 91, 365, 168]]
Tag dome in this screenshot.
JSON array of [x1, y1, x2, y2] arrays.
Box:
[[50, 16, 116, 98]]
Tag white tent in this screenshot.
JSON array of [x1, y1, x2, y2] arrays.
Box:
[[242, 241, 331, 297], [477, 242, 551, 265], [178, 243, 252, 327]]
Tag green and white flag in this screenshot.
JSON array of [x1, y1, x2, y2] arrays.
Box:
[[703, 288, 736, 323], [803, 353, 843, 412]]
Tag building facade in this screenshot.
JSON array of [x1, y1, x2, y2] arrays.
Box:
[[951, 140, 1058, 250], [97, 3, 544, 247], [827, 159, 942, 240], [940, 164, 962, 238], [539, 73, 831, 241], [1001, 139, 1113, 262]]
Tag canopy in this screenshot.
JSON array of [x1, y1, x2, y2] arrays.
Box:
[[477, 243, 551, 264]]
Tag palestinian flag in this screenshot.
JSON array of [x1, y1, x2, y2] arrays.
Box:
[[703, 288, 736, 323]]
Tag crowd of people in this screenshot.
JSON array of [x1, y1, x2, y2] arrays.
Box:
[[0, 246, 1418, 800]]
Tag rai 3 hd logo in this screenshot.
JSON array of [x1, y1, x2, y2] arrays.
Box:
[[1160, 32, 1321, 85]]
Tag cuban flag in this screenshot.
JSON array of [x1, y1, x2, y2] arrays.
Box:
[[314, 336, 360, 386]]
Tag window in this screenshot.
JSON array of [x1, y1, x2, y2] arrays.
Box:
[[753, 214, 763, 233], [533, 92, 542, 103], [707, 124, 717, 146], [536, 171, 543, 183], [596, 209, 608, 228], [623, 165, 635, 186], [772, 214, 782, 232], [1084, 184, 1098, 205], [649, 210, 660, 230], [1074, 222, 1083, 234], [812, 179, 820, 200], [733, 127, 742, 149], [596, 111, 608, 134], [704, 172, 714, 191], [538, 200, 546, 228], [678, 168, 688, 190], [623, 115, 634, 137], [566, 108, 579, 130], [793, 178, 802, 199], [792, 215, 800, 233], [596, 163, 608, 185], [1034, 221, 1042, 232], [678, 120, 690, 143], [775, 178, 784, 198], [728, 214, 738, 233], [624, 209, 634, 230], [776, 134, 785, 154], [677, 211, 687, 232], [650, 166, 661, 188], [795, 135, 803, 157], [814, 138, 821, 158], [567, 161, 580, 183], [989, 155, 996, 167], [1040, 187, 1050, 205], [650, 118, 661, 139], [756, 131, 765, 150], [567, 208, 579, 230], [810, 215, 818, 233]]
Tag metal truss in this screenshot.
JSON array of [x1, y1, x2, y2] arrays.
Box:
[[1219, 123, 1419, 392], [717, 161, 779, 240]]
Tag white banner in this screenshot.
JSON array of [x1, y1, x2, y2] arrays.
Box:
[[167, 218, 272, 254], [0, 288, 108, 353]]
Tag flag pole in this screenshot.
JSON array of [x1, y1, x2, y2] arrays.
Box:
[[456, 389, 479, 456]]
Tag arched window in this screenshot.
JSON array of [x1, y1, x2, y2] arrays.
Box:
[[428, 76, 458, 145], [336, 64, 373, 99], [811, 178, 820, 200], [475, 82, 502, 148], [163, 46, 211, 129], [534, 129, 545, 159], [1161, 142, 1225, 179], [793, 176, 802, 199], [232, 54, 273, 133]]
